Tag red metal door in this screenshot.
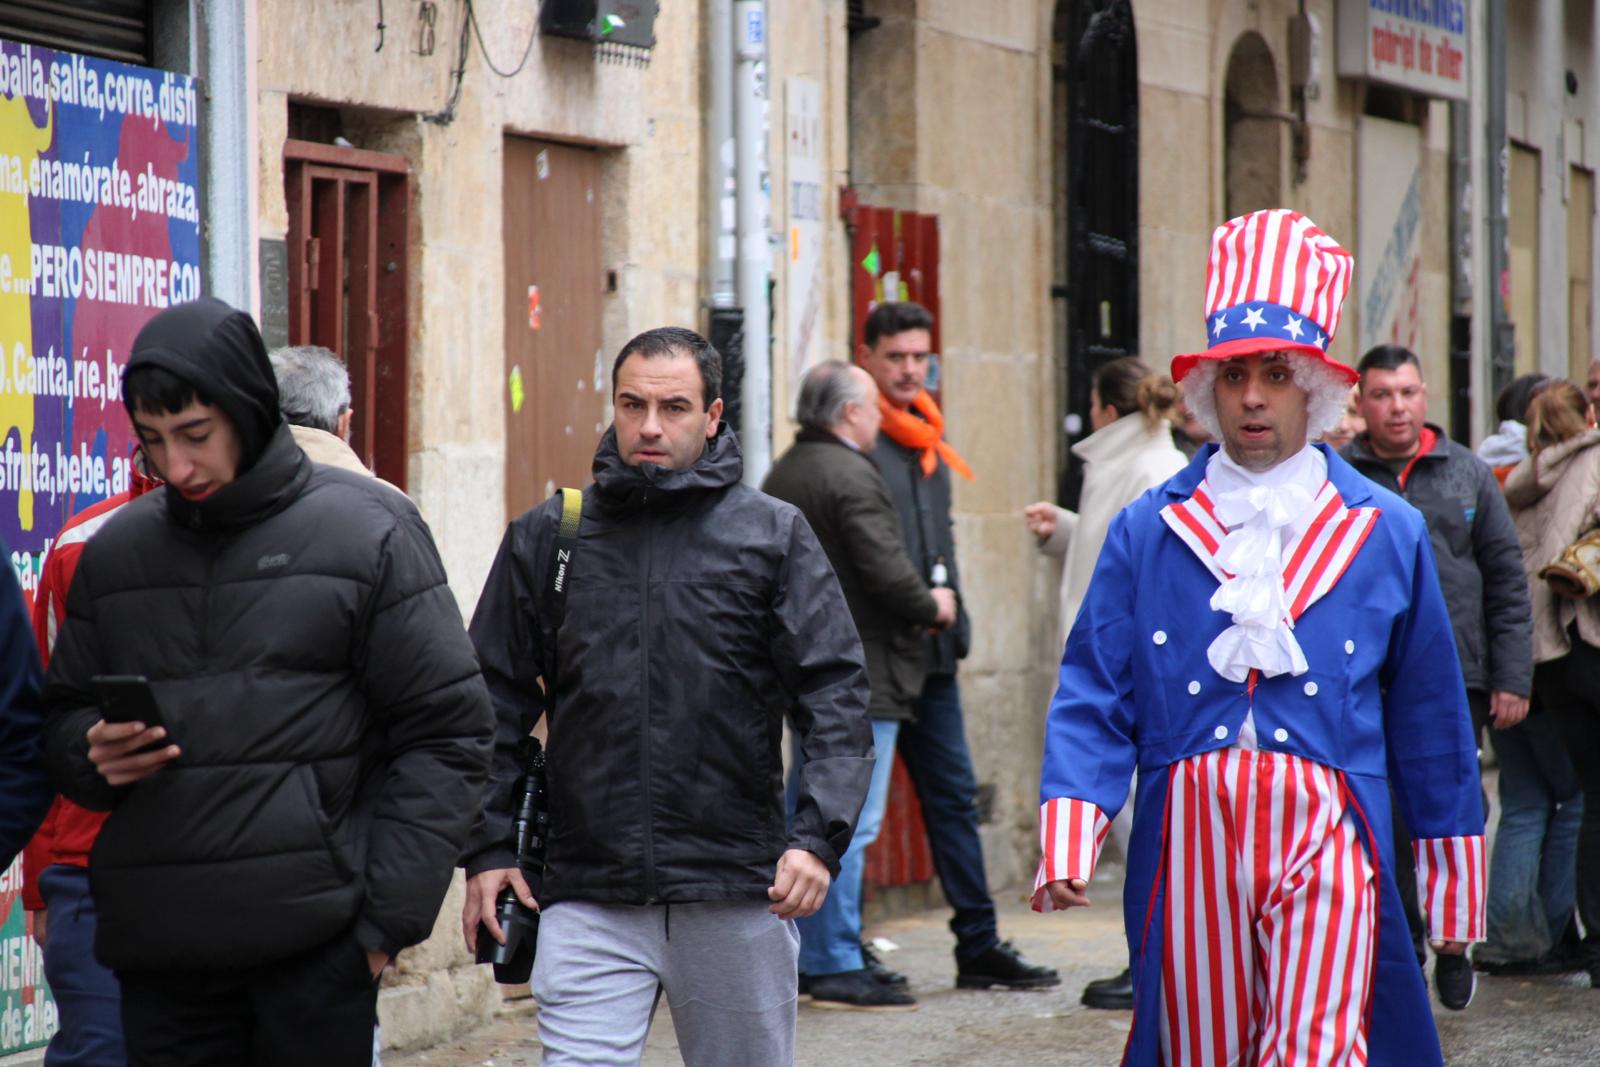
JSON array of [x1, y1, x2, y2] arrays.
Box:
[[284, 140, 410, 489], [842, 190, 941, 893]]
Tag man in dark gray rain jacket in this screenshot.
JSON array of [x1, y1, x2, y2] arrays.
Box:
[[463, 327, 873, 1067]]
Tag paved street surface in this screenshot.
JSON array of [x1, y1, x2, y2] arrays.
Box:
[[391, 876, 1595, 1067]]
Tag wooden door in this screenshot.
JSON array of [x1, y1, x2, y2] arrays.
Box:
[[503, 138, 604, 520]]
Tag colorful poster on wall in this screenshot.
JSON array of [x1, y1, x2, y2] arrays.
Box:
[[0, 855, 51, 1052], [0, 38, 201, 1055]]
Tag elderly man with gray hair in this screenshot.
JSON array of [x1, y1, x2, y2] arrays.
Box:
[[763, 360, 956, 1011], [268, 344, 375, 478]]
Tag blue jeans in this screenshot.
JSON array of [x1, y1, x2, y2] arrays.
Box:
[[1481, 712, 1583, 963], [899, 674, 999, 962], [38, 865, 126, 1067], [794, 719, 900, 975]]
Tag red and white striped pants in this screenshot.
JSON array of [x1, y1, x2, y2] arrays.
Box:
[[1161, 749, 1377, 1067]]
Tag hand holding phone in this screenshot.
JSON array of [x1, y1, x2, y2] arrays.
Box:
[[88, 675, 179, 786]]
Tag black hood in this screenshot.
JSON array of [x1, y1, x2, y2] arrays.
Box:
[[592, 423, 743, 510], [125, 298, 283, 472]]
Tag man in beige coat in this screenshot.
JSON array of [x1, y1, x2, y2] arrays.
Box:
[[270, 345, 384, 480]]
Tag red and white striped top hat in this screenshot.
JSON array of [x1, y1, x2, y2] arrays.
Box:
[[1171, 209, 1357, 384]]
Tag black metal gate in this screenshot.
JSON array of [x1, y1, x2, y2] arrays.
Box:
[[1059, 0, 1138, 506]]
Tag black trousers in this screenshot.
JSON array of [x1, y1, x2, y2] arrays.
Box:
[[118, 928, 379, 1067], [1392, 688, 1491, 960], [1535, 636, 1600, 971]]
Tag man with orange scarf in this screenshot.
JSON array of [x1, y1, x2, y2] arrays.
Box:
[[856, 302, 1059, 991]]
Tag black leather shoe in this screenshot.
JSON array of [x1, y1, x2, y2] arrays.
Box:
[[861, 941, 910, 989], [1081, 968, 1133, 1010], [955, 940, 1060, 990], [808, 969, 918, 1011], [1435, 953, 1475, 1010]]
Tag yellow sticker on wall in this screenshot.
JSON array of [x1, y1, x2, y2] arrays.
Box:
[[509, 365, 526, 413]]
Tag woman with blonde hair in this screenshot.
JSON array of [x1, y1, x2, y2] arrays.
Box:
[[1503, 379, 1600, 987], [1022, 355, 1186, 1011]]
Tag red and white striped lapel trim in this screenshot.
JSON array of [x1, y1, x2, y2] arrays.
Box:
[[1160, 479, 1381, 620], [1281, 484, 1381, 620], [1160, 483, 1231, 583]]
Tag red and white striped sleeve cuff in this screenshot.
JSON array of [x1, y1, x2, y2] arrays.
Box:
[[1030, 797, 1110, 912], [1413, 834, 1486, 943]]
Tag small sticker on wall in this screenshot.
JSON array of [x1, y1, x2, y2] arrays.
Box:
[[535, 149, 550, 180], [528, 285, 542, 330], [509, 365, 526, 413]]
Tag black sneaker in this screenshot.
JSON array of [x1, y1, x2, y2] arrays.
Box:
[[955, 940, 1060, 991], [807, 969, 918, 1011], [860, 941, 910, 990], [1081, 968, 1133, 1010], [1435, 952, 1475, 1010]]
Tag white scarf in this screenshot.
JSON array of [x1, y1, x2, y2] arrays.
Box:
[[1204, 446, 1327, 682]]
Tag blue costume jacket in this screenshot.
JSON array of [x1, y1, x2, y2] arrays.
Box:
[[1036, 445, 1484, 1066]]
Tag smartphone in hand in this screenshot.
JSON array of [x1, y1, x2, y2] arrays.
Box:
[[91, 675, 174, 745]]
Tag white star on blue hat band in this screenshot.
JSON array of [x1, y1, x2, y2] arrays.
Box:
[[1205, 302, 1330, 351]]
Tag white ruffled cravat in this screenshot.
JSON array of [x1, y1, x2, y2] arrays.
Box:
[[1204, 447, 1327, 682]]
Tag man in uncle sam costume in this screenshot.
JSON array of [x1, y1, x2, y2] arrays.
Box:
[[1033, 208, 1484, 1066]]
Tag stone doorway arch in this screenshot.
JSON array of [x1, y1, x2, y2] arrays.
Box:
[[1224, 32, 1283, 219]]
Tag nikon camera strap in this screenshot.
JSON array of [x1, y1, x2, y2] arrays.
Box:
[[541, 487, 583, 714]]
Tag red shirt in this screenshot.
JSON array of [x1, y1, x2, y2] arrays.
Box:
[[21, 468, 158, 911]]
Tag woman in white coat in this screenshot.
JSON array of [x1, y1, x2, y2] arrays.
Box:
[[1025, 357, 1187, 651], [1021, 356, 1185, 1012]]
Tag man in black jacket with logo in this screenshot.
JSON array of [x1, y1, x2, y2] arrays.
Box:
[[463, 327, 872, 1066], [42, 298, 493, 1065]]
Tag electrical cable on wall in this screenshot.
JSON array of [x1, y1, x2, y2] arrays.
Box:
[[374, 0, 386, 51], [467, 0, 538, 78], [424, 0, 539, 125], [423, 0, 472, 124]]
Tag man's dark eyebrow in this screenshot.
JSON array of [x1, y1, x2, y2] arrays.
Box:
[[617, 389, 695, 407], [133, 415, 213, 435]]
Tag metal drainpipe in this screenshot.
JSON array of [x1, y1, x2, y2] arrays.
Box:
[[1485, 0, 1512, 405], [198, 0, 257, 314], [707, 2, 737, 314], [733, 0, 771, 486]]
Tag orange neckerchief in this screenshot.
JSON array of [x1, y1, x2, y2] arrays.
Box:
[[878, 390, 975, 480]]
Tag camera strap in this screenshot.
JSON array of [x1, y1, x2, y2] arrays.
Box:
[[540, 487, 583, 714]]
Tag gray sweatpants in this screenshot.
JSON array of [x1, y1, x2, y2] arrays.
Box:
[[530, 899, 800, 1067]]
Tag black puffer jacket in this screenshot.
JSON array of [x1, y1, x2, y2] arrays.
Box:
[[464, 426, 873, 903], [42, 299, 492, 971]]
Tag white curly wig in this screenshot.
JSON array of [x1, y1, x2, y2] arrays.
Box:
[[1180, 353, 1351, 446]]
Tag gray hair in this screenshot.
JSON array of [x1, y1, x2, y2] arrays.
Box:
[[1180, 353, 1351, 444], [269, 345, 351, 433], [796, 361, 870, 433]]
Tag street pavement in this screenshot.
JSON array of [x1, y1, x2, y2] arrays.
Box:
[[390, 875, 1596, 1067]]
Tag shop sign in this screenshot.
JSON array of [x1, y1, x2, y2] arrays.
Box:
[[1337, 0, 1469, 101]]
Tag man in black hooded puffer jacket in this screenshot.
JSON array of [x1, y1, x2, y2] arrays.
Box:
[[41, 298, 493, 1065]]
